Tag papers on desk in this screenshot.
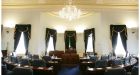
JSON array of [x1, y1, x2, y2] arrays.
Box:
[[38, 67, 44, 69], [82, 61, 92, 63], [87, 67, 94, 71], [80, 57, 90, 59], [24, 65, 29, 67], [118, 65, 124, 67], [96, 68, 103, 70], [14, 64, 18, 66], [48, 66, 53, 70], [106, 67, 112, 69], [48, 61, 58, 63]]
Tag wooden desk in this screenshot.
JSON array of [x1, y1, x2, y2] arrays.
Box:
[[84, 64, 133, 75], [80, 61, 95, 71], [85, 67, 105, 75], [32, 66, 54, 75], [4, 61, 54, 75], [79, 57, 90, 62], [51, 58, 62, 63]]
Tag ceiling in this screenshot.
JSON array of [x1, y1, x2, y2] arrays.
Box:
[[2, 0, 138, 32], [2, 0, 138, 11]]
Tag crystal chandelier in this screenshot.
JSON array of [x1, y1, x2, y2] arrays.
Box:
[[59, 0, 82, 21]]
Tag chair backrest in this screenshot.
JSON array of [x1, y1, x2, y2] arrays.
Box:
[[19, 59, 30, 66], [42, 56, 51, 63], [27, 53, 32, 59], [70, 53, 79, 64], [86, 52, 94, 56], [61, 54, 79, 64], [32, 55, 39, 60], [104, 68, 126, 75], [65, 49, 77, 54], [61, 54, 70, 64], [124, 57, 130, 65], [112, 59, 123, 66], [101, 55, 109, 61], [13, 67, 33, 75], [10, 56, 18, 63], [95, 60, 108, 68], [2, 64, 7, 75], [2, 50, 7, 57], [49, 50, 64, 58], [89, 55, 97, 62], [131, 66, 138, 75], [31, 59, 46, 67]]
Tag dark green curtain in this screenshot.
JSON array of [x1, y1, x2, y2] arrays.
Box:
[[84, 28, 95, 53], [45, 28, 57, 55], [14, 24, 31, 55], [110, 25, 127, 56], [64, 31, 76, 51]]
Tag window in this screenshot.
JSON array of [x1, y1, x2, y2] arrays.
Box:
[[47, 36, 54, 53], [64, 31, 76, 50], [15, 32, 26, 55], [115, 32, 126, 57], [86, 33, 93, 52], [68, 37, 71, 48]]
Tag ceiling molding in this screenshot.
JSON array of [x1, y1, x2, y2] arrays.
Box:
[[2, 3, 138, 11]]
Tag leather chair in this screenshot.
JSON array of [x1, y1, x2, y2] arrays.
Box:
[[61, 54, 70, 64], [61, 54, 79, 67], [49, 50, 64, 58], [32, 55, 39, 60], [104, 67, 126, 75], [2, 50, 7, 57], [124, 57, 130, 65], [101, 55, 109, 61], [95, 60, 108, 68], [42, 56, 51, 63], [2, 64, 13, 75], [65, 50, 77, 54], [112, 59, 123, 66], [10, 56, 18, 64], [31, 59, 46, 67], [19, 59, 30, 66], [70, 53, 79, 64], [131, 66, 138, 75], [12, 67, 33, 75], [89, 55, 98, 62]]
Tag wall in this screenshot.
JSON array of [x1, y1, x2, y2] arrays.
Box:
[[2, 9, 139, 57], [100, 10, 139, 56]]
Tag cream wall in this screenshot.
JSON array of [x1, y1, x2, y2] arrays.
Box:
[[2, 9, 139, 57], [100, 10, 139, 56]]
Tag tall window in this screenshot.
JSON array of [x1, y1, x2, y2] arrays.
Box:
[[68, 37, 71, 48], [14, 25, 31, 55], [47, 36, 54, 53], [115, 32, 126, 57], [86, 33, 93, 52], [84, 28, 95, 53], [110, 25, 127, 57], [64, 31, 76, 51], [45, 28, 57, 55], [15, 32, 26, 55]]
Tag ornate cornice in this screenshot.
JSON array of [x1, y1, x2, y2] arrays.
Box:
[[2, 3, 138, 11]]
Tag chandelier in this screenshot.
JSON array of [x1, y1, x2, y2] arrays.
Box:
[[59, 0, 82, 21]]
